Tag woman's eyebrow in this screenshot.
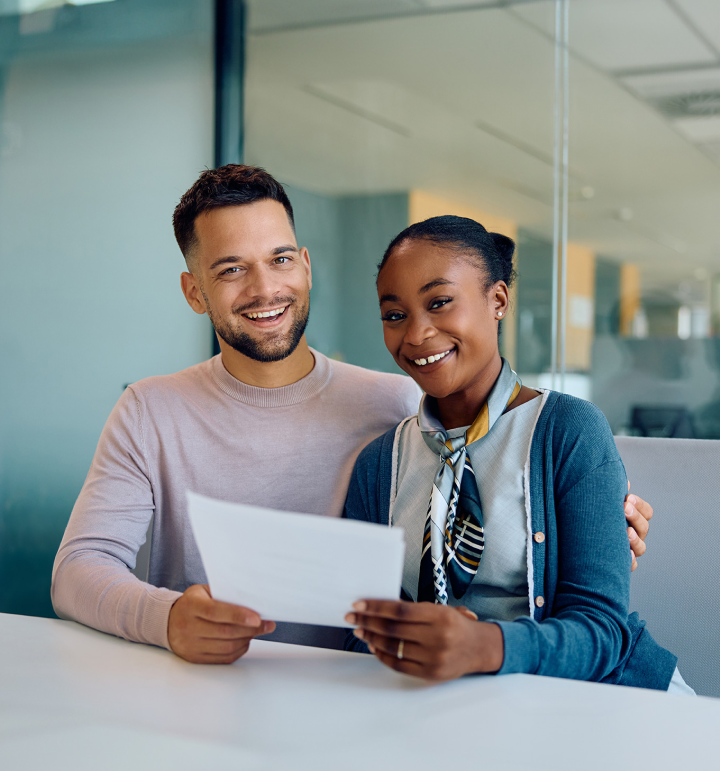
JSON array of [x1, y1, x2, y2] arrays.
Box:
[[379, 293, 399, 304], [419, 278, 455, 294]]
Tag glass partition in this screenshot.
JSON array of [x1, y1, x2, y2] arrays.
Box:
[[537, 0, 720, 438], [245, 0, 559, 374], [246, 0, 720, 440]]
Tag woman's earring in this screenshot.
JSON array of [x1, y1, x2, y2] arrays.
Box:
[[497, 311, 504, 318]]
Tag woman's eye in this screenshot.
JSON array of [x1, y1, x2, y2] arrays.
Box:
[[430, 297, 452, 310], [382, 311, 406, 322]]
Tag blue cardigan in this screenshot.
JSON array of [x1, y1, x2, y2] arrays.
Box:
[[343, 392, 677, 690]]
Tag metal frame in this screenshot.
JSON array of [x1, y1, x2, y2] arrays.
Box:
[[551, 0, 570, 391], [212, 0, 246, 355]]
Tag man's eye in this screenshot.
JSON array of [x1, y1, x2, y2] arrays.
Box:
[[221, 267, 240, 275], [382, 311, 406, 322], [275, 256, 291, 264]]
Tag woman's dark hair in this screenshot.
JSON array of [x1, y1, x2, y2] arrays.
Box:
[[377, 215, 516, 288], [173, 164, 294, 265]]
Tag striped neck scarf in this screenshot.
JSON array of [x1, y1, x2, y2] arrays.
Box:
[[417, 359, 522, 604]]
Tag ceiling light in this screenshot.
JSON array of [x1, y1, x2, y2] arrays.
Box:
[[13, 0, 114, 13]]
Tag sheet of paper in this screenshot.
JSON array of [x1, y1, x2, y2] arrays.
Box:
[[187, 491, 406, 628]]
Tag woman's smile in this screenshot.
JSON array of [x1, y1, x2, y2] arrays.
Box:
[[408, 346, 455, 370]]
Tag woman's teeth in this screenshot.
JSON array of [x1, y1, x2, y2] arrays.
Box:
[[245, 307, 286, 320], [413, 350, 451, 366]]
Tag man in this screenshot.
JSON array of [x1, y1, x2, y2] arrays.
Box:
[[52, 164, 652, 664]]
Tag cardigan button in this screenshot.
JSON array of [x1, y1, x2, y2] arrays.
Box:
[[535, 596, 545, 608], [533, 532, 545, 543]]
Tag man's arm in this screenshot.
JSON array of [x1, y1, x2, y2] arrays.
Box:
[[52, 386, 181, 647], [52, 386, 273, 660], [625, 485, 653, 571]]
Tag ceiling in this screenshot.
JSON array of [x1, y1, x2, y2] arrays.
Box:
[[245, 0, 720, 294]]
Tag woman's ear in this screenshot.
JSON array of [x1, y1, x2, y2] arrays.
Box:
[[492, 281, 510, 320]]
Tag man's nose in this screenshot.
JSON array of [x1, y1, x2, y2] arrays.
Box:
[[244, 264, 277, 300]]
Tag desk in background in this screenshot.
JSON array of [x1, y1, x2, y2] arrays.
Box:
[[1, 613, 718, 770]]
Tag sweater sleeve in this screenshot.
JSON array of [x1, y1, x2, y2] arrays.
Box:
[[497, 399, 633, 681], [51, 387, 181, 649]]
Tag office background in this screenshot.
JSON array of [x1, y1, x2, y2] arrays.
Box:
[[1, 0, 719, 618]]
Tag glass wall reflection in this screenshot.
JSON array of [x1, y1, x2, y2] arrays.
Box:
[[246, 0, 720, 439], [245, 0, 558, 375]]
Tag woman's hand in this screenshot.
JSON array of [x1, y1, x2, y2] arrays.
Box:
[[345, 600, 504, 681]]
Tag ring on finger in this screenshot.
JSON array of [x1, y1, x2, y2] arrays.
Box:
[[397, 639, 405, 660]]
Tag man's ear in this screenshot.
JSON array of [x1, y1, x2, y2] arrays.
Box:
[[180, 271, 207, 315], [300, 246, 312, 291]]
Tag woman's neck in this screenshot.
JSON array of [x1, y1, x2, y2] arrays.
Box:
[[435, 355, 503, 430]]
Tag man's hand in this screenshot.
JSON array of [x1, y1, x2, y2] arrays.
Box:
[[167, 584, 275, 664], [345, 600, 503, 681], [625, 482, 653, 572]]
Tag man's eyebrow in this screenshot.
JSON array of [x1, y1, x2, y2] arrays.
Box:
[[419, 278, 455, 294], [272, 245, 299, 255], [379, 293, 400, 304], [209, 255, 240, 271]]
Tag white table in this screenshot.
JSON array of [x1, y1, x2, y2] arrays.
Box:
[[1, 613, 719, 770]]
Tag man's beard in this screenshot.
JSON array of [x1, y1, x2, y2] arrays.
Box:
[[205, 294, 310, 363]]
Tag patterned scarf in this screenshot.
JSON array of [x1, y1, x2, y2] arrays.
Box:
[[417, 359, 522, 604]]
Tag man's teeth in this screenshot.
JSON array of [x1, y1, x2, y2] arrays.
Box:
[[246, 307, 286, 320], [414, 350, 451, 366]]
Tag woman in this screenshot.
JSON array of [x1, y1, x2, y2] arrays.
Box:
[[343, 215, 687, 691]]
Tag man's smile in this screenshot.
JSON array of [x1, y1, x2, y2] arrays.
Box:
[[240, 305, 290, 326]]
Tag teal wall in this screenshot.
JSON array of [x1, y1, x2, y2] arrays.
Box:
[[0, 8, 214, 617], [287, 186, 408, 374], [337, 194, 408, 373], [285, 184, 343, 357], [515, 231, 554, 374]]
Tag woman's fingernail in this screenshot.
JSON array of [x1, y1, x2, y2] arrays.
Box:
[[628, 495, 637, 505], [345, 613, 356, 624], [353, 601, 367, 612], [354, 628, 365, 640], [625, 504, 634, 516], [628, 527, 637, 541]]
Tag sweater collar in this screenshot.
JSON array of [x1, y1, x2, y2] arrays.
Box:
[[210, 349, 331, 407]]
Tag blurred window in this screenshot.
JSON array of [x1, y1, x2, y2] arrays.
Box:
[[245, 0, 720, 439]]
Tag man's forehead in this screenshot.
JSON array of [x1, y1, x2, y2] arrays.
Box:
[[195, 202, 297, 258]]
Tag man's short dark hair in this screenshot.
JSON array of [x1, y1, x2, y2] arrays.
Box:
[[172, 164, 295, 265]]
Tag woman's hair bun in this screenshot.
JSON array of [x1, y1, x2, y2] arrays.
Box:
[[490, 232, 515, 263]]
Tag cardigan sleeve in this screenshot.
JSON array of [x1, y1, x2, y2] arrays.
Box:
[[496, 398, 635, 681], [342, 427, 397, 653]]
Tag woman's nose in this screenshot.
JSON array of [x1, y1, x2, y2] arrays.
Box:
[[404, 316, 435, 347]]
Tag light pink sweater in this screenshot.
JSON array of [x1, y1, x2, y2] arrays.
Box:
[[52, 351, 420, 650]]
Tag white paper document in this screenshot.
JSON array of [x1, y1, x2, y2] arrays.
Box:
[[187, 492, 406, 628]]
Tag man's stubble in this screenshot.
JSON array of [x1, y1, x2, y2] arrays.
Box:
[[202, 288, 310, 363]]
